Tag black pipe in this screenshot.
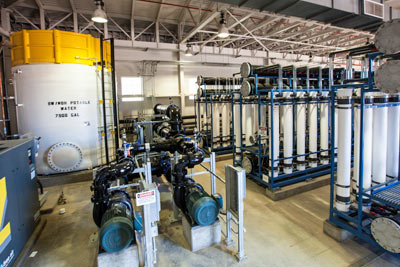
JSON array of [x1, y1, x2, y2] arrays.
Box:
[[198, 76, 240, 86], [0, 41, 10, 138], [182, 115, 196, 119], [329, 44, 376, 57], [182, 122, 196, 126], [343, 78, 369, 84], [110, 38, 120, 151], [100, 36, 110, 165], [37, 178, 43, 195]]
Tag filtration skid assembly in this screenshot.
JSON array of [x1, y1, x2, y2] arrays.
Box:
[[326, 19, 400, 257], [235, 62, 345, 190], [195, 76, 240, 155], [10, 30, 118, 175], [91, 103, 247, 266]]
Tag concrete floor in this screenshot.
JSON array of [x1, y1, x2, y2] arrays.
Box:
[[23, 159, 399, 267]]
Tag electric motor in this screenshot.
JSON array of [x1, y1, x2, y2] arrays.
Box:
[[98, 191, 134, 252], [185, 184, 221, 226]]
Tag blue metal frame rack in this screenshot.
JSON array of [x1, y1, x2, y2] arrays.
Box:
[[195, 77, 238, 155], [328, 49, 400, 257], [237, 63, 344, 189]]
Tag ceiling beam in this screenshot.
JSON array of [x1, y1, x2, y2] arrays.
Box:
[[221, 15, 280, 48], [226, 10, 269, 51], [69, 0, 78, 32], [12, 8, 40, 29], [237, 20, 302, 50], [4, 0, 25, 8], [274, 28, 336, 50], [179, 0, 192, 24], [179, 11, 220, 44], [35, 0, 45, 29], [266, 24, 319, 48], [229, 6, 374, 37], [156, 0, 164, 21], [131, 0, 136, 40], [200, 12, 254, 49]]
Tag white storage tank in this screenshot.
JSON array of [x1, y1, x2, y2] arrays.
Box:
[[10, 30, 115, 174]]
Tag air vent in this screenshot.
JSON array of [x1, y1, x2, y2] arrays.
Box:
[[364, 0, 384, 19]]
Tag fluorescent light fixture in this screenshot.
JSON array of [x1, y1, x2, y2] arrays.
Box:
[[122, 97, 144, 102], [92, 1, 108, 23], [185, 44, 194, 56]]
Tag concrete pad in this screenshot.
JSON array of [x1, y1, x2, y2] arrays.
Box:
[[97, 245, 139, 267], [323, 219, 353, 242], [14, 218, 47, 267], [265, 174, 330, 201], [182, 216, 221, 252]]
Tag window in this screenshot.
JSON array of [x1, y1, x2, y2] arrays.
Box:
[[188, 77, 198, 96], [122, 97, 144, 102], [121, 76, 143, 101]]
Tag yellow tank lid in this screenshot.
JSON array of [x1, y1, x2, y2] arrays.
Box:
[[10, 29, 111, 68]]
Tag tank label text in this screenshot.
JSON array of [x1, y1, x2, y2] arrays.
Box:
[[48, 99, 91, 119]]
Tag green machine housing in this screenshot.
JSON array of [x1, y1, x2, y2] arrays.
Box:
[[0, 138, 40, 267]]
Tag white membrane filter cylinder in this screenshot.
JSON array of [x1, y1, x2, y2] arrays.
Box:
[[320, 92, 329, 165], [336, 96, 352, 212], [253, 103, 259, 141], [296, 93, 306, 171], [199, 101, 204, 131], [206, 102, 211, 133], [386, 96, 400, 179], [372, 96, 388, 185], [353, 102, 360, 196], [242, 103, 246, 141], [335, 108, 338, 162], [245, 103, 253, 146], [221, 102, 229, 146], [359, 100, 373, 204], [260, 105, 267, 144], [283, 95, 293, 174], [234, 101, 241, 160], [308, 93, 318, 167], [227, 100, 232, 142], [269, 104, 280, 176], [212, 101, 220, 147]]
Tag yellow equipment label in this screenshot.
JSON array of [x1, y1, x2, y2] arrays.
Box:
[[0, 177, 11, 253]]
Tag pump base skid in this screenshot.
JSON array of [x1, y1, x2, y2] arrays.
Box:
[[323, 219, 353, 242], [97, 245, 139, 267], [265, 174, 330, 201], [182, 215, 221, 252]]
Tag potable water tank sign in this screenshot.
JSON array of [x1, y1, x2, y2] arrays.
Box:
[[136, 189, 156, 206]]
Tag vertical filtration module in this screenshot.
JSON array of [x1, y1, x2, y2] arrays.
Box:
[[10, 30, 114, 174], [352, 94, 373, 205], [372, 94, 388, 186], [335, 92, 352, 212], [327, 20, 400, 256], [238, 62, 339, 189], [386, 95, 400, 180], [196, 76, 238, 154]]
